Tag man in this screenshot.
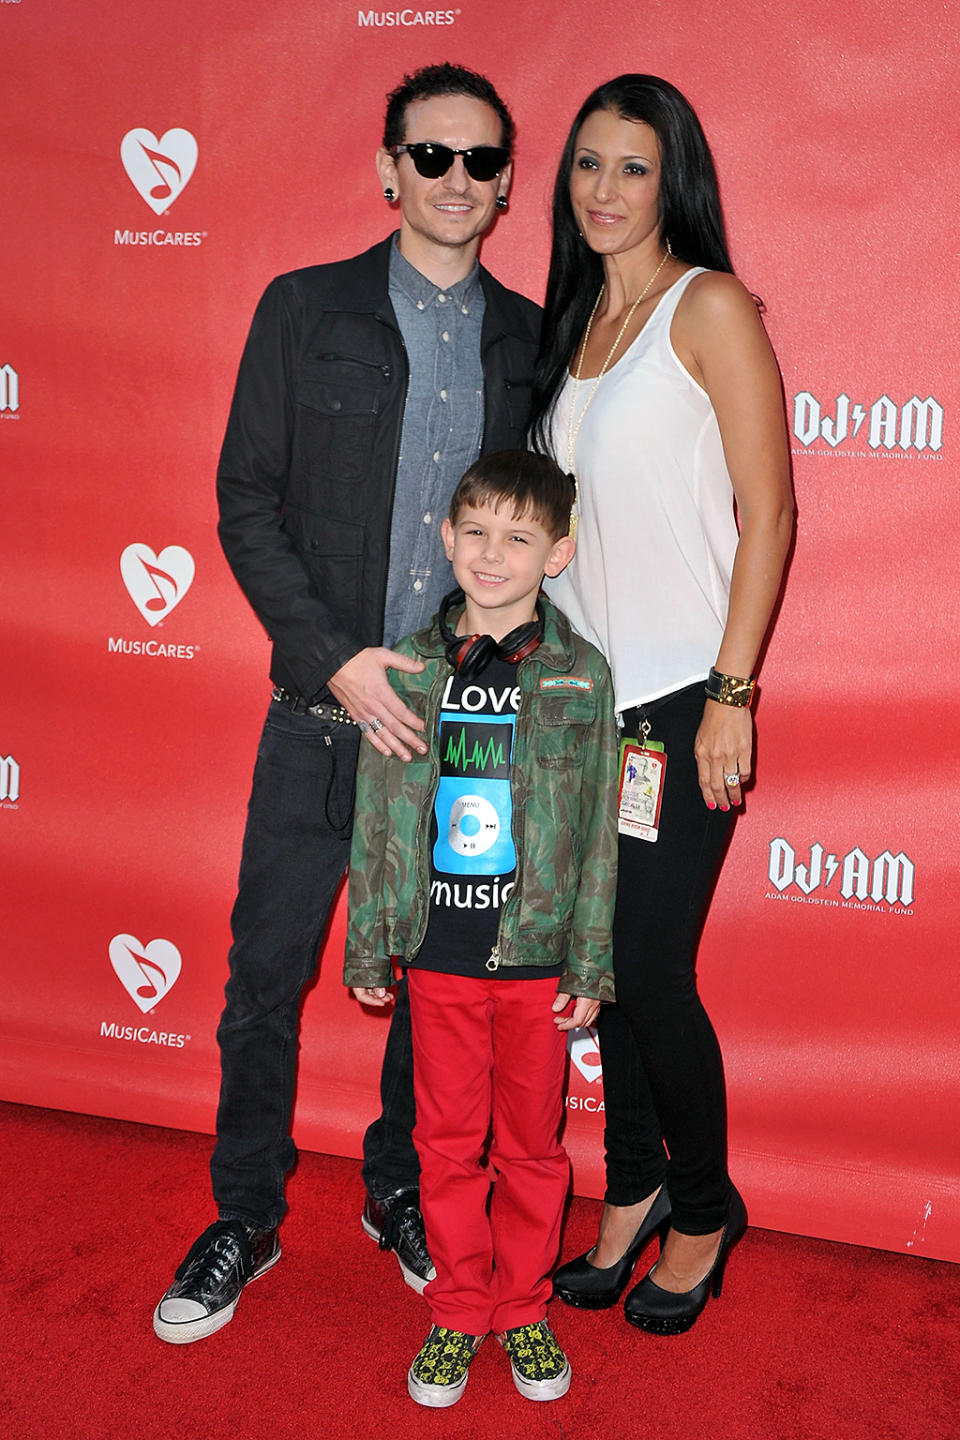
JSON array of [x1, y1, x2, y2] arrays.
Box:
[[153, 63, 540, 1344]]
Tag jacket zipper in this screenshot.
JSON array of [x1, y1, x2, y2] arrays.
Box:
[[316, 352, 392, 380]]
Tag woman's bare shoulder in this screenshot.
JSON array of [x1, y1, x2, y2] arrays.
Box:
[[679, 269, 760, 325]]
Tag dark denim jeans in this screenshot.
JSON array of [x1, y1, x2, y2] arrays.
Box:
[[211, 700, 418, 1230]]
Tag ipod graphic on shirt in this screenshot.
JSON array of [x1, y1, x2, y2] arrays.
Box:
[[432, 710, 517, 876]]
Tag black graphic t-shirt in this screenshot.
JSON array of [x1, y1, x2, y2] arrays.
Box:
[[413, 655, 561, 981]]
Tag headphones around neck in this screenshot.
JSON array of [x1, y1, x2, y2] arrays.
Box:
[[438, 588, 544, 682]]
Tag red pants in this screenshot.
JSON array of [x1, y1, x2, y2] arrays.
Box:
[[407, 969, 571, 1335]]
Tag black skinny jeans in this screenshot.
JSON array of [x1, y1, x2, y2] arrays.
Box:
[[598, 682, 736, 1235], [211, 699, 418, 1230]]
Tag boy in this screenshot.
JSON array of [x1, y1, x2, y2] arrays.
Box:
[[344, 450, 617, 1408]]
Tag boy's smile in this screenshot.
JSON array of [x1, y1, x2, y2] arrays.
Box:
[[441, 502, 575, 641]]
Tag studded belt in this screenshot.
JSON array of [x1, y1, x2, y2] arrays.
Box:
[[270, 685, 357, 726]]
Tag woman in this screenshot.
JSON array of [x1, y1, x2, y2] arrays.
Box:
[[531, 74, 793, 1334]]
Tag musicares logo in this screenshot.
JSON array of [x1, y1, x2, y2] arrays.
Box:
[[358, 9, 458, 25], [109, 934, 182, 1013], [565, 1025, 605, 1112], [568, 1026, 602, 1083], [120, 544, 195, 625], [120, 129, 197, 214]]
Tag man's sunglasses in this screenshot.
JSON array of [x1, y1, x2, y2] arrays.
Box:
[[391, 142, 510, 182]]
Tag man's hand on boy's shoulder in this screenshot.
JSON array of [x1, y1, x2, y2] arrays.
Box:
[[328, 646, 427, 761], [552, 993, 601, 1031]]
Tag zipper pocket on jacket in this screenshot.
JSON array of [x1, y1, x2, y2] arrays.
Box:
[[485, 945, 502, 972], [315, 353, 392, 381]]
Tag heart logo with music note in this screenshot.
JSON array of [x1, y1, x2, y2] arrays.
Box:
[[120, 128, 198, 215], [567, 1026, 603, 1084], [109, 934, 182, 1014], [120, 544, 195, 626]]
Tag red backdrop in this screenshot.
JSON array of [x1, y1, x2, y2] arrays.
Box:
[[3, 0, 957, 1261]]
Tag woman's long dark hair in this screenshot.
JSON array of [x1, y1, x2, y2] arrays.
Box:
[[530, 74, 734, 455]]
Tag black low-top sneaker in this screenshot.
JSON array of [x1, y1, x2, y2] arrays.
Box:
[[153, 1220, 280, 1344], [362, 1188, 436, 1294]]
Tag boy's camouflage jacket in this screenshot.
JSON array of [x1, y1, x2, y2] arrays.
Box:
[[344, 596, 617, 1001]]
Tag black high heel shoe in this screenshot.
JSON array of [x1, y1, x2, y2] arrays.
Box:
[[623, 1186, 747, 1335], [553, 1185, 672, 1310]]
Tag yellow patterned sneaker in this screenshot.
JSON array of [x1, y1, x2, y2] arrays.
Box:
[[408, 1325, 484, 1408], [499, 1320, 572, 1401]]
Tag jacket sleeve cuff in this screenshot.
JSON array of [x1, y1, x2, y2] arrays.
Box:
[[558, 966, 616, 1005], [343, 957, 392, 989]]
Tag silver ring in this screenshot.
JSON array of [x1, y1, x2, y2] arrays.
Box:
[[357, 720, 370, 734], [724, 773, 740, 787], [370, 717, 384, 734]]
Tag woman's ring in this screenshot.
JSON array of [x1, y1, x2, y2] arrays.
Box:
[[724, 772, 740, 787], [370, 717, 384, 733]]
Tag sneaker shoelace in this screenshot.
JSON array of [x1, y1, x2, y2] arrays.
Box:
[[175, 1221, 252, 1288], [501, 1322, 566, 1380], [412, 1327, 478, 1386]]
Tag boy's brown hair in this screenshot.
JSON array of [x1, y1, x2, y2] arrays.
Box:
[[449, 449, 575, 542]]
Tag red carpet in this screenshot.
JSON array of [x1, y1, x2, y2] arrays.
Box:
[[4, 1101, 958, 1440]]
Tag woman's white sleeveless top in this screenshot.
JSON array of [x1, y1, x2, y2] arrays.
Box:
[[545, 266, 739, 711]]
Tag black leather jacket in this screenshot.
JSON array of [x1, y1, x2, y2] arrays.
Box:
[[217, 235, 541, 703]]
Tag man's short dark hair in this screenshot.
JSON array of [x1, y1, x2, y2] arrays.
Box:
[[382, 62, 515, 152], [449, 451, 575, 542]]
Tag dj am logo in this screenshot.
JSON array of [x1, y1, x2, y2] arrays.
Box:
[[565, 1026, 605, 1112], [121, 129, 197, 214], [766, 838, 915, 915], [0, 753, 20, 808], [358, 7, 458, 23], [792, 392, 943, 457], [120, 543, 194, 625], [109, 933, 181, 1013], [0, 362, 19, 417]]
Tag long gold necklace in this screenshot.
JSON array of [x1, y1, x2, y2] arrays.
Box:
[[565, 251, 672, 536]]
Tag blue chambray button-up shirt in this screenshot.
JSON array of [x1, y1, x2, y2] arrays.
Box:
[[382, 236, 485, 649]]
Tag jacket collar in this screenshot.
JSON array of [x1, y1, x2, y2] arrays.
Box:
[[332, 234, 533, 342], [413, 593, 576, 675]]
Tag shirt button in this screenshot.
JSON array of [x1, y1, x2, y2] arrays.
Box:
[[442, 331, 450, 343], [438, 293, 447, 303], [416, 299, 425, 310], [440, 389, 448, 401], [461, 306, 469, 315], [413, 579, 423, 592], [423, 512, 432, 524], [433, 451, 441, 463]]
